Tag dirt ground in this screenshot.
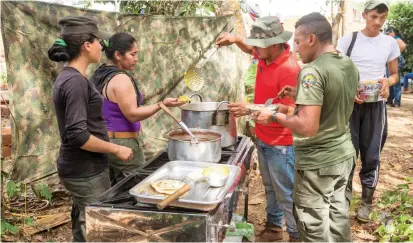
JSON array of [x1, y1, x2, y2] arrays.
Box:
[[1, 94, 413, 242]]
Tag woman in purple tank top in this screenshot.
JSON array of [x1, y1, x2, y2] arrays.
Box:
[[90, 33, 186, 186]]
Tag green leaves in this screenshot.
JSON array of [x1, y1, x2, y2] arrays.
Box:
[[396, 184, 409, 190], [373, 182, 413, 242], [370, 210, 382, 222], [24, 217, 34, 226], [39, 183, 52, 201], [6, 180, 21, 197], [116, 0, 221, 17], [388, 3, 413, 72], [1, 220, 18, 235]]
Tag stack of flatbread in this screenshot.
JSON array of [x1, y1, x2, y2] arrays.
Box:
[[151, 180, 185, 195]]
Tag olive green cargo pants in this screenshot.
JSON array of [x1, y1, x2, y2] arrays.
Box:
[[60, 168, 110, 242], [107, 137, 146, 186], [293, 156, 356, 242]]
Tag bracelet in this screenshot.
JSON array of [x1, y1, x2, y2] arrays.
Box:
[[270, 111, 278, 123]]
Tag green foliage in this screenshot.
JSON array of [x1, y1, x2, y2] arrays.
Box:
[[24, 217, 34, 226], [0, 72, 6, 85], [6, 180, 21, 197], [350, 194, 361, 212], [90, 0, 220, 16], [388, 3, 413, 72], [122, 1, 219, 16], [371, 183, 413, 242], [1, 219, 18, 235], [39, 183, 52, 201]]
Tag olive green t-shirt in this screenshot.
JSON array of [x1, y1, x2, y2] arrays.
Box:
[[293, 52, 359, 170]]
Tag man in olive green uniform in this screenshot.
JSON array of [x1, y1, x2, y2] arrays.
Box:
[[253, 12, 359, 241]]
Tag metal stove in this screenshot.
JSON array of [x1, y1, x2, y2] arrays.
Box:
[[85, 136, 254, 242]]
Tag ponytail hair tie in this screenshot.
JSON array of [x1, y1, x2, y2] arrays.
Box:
[[54, 38, 67, 47], [100, 39, 110, 51], [103, 39, 109, 48]]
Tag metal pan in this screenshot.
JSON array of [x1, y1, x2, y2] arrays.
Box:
[[129, 161, 241, 211]]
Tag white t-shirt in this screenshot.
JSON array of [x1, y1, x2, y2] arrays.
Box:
[[337, 31, 400, 101]]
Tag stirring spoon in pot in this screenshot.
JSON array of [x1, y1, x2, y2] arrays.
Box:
[[158, 102, 199, 144]]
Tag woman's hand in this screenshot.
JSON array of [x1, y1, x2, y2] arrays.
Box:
[[114, 145, 133, 162], [163, 98, 187, 107]]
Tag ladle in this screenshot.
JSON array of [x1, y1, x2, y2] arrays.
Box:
[[158, 102, 199, 144]]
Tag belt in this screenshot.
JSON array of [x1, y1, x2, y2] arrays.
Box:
[[107, 131, 139, 139]]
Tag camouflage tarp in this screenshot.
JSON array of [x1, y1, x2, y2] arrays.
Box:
[[1, 1, 249, 183]]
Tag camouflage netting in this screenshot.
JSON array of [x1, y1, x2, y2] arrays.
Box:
[[1, 1, 249, 183]]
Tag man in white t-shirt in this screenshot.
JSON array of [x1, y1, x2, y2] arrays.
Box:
[[337, 0, 400, 222]]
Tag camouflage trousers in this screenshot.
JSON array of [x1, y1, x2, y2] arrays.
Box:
[[293, 156, 356, 242], [60, 168, 110, 242], [107, 137, 146, 186]]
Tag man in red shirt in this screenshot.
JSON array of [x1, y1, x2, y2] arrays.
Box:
[[216, 16, 300, 242]]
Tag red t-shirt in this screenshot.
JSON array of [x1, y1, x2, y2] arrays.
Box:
[[253, 45, 301, 146]]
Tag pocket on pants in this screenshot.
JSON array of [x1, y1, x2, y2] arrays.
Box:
[[294, 205, 326, 234], [319, 161, 346, 176], [293, 170, 325, 209]]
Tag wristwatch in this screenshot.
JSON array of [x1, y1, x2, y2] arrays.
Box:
[[270, 110, 279, 123]]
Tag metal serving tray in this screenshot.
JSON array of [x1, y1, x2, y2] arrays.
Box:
[[129, 161, 241, 211]]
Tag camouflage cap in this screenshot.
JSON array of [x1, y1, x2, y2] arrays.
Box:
[[58, 15, 110, 39], [364, 0, 388, 10], [244, 16, 292, 48]]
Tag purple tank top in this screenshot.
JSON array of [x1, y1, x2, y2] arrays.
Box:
[[103, 92, 144, 132]]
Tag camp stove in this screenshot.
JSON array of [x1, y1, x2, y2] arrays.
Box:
[[85, 136, 254, 242]]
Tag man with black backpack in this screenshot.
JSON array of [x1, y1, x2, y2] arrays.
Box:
[[337, 0, 400, 222]]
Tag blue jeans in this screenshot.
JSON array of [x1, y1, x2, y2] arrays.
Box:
[[389, 79, 402, 105], [256, 139, 298, 239], [404, 73, 413, 90]]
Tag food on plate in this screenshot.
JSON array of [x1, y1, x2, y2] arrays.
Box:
[[188, 171, 204, 181], [178, 95, 190, 102], [203, 166, 230, 187], [207, 171, 223, 181], [203, 165, 230, 177], [246, 104, 278, 112], [151, 179, 185, 194]]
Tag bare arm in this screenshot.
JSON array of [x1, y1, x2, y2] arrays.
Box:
[[387, 58, 399, 86], [277, 103, 295, 115], [274, 105, 321, 136], [108, 74, 186, 123], [81, 135, 117, 154], [253, 105, 321, 137], [216, 33, 254, 55], [396, 38, 406, 52], [80, 136, 133, 162]]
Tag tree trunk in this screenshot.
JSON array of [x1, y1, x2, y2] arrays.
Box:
[[332, 1, 345, 47], [331, 1, 334, 23], [342, 0, 351, 36]]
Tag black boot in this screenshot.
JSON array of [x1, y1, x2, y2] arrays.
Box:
[[357, 186, 375, 222]]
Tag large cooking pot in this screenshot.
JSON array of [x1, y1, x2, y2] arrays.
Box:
[[166, 128, 222, 163], [180, 100, 237, 148]]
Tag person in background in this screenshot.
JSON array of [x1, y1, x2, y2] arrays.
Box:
[[48, 16, 133, 242], [386, 27, 406, 106], [216, 16, 300, 242], [403, 72, 413, 93], [253, 12, 359, 241], [90, 32, 186, 186], [337, 0, 400, 222]]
